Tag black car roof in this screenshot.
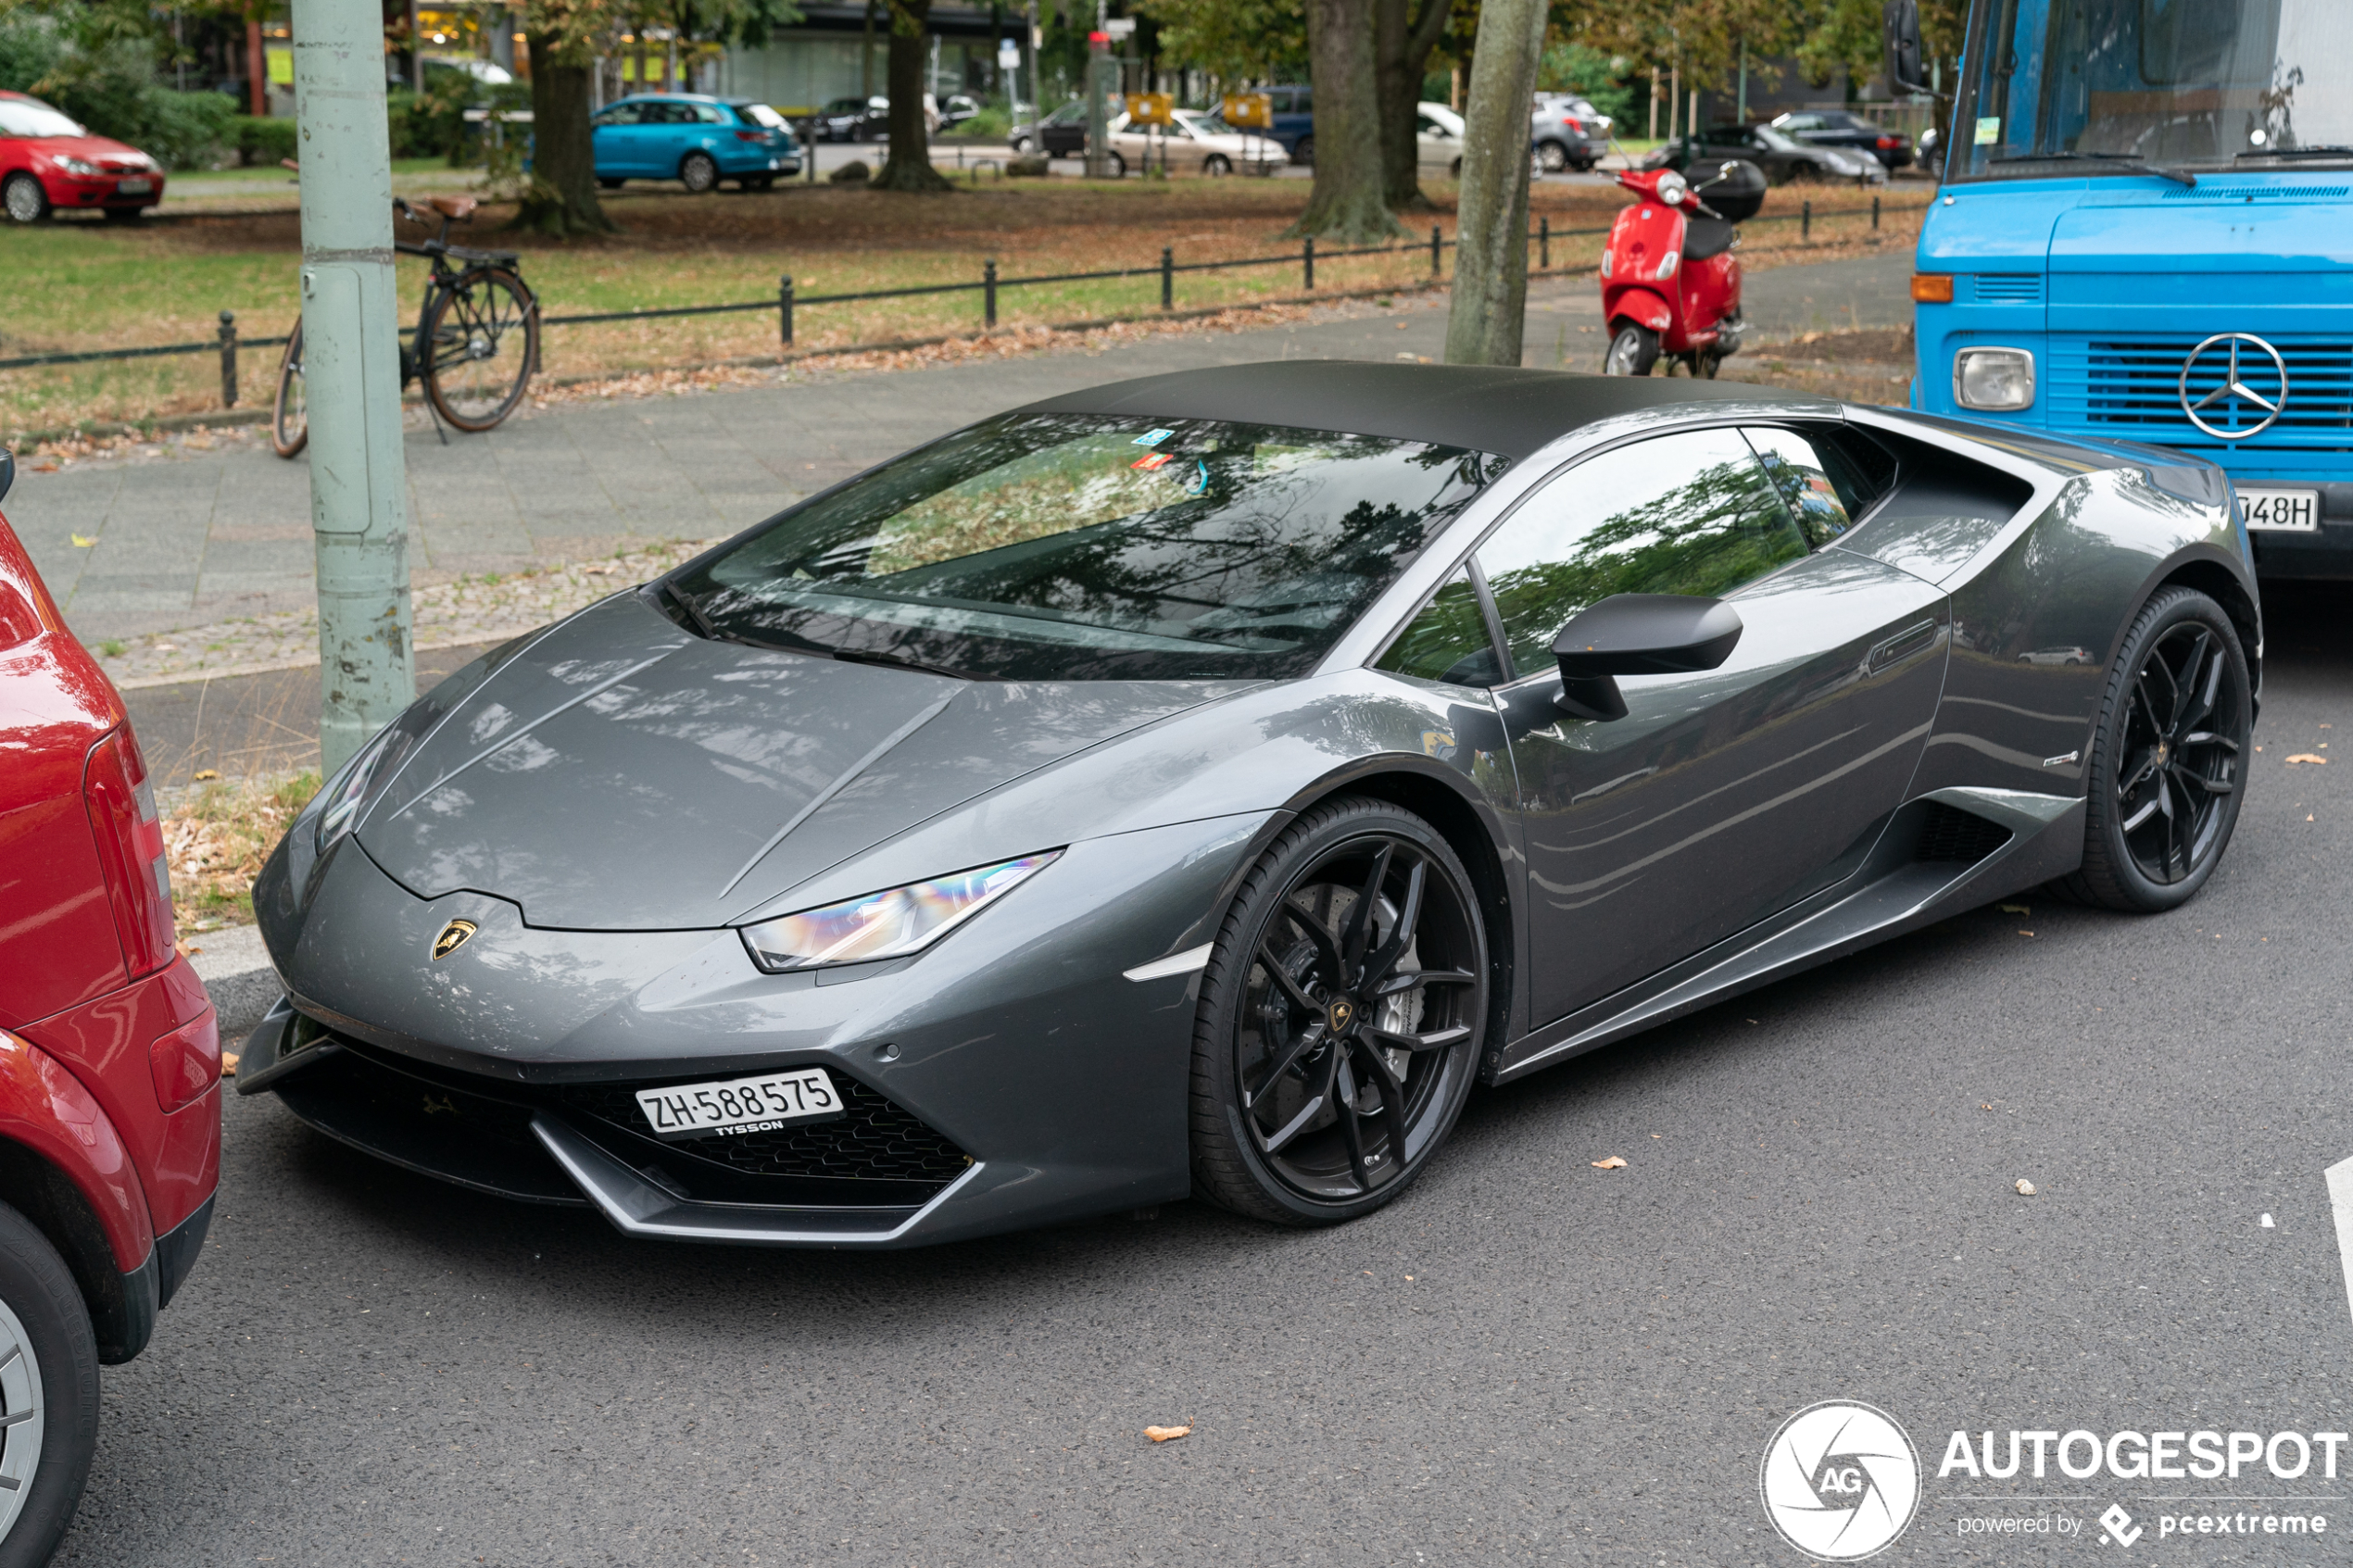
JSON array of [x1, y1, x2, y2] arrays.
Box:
[[1016, 360, 1833, 462]]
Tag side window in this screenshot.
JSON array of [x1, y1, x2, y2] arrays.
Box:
[[1376, 567, 1503, 688], [1743, 425, 1899, 547], [695, 104, 727, 124], [596, 103, 641, 126], [1478, 429, 1808, 677]]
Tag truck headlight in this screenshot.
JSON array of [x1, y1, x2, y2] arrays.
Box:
[[1954, 346, 2035, 411]]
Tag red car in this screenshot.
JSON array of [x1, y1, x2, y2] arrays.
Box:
[[0, 449, 220, 1561], [0, 91, 165, 224]]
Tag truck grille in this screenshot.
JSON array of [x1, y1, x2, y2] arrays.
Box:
[[2048, 335, 2353, 450]]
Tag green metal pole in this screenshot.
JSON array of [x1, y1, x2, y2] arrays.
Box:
[[292, 0, 414, 775]]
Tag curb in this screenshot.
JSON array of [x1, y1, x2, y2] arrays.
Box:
[[187, 924, 277, 1044]]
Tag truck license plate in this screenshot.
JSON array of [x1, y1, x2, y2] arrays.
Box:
[[2240, 487, 2320, 532]]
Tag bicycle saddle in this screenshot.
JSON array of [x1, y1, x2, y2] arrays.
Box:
[[427, 195, 479, 220]]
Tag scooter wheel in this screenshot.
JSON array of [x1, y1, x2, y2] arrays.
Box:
[[1604, 322, 1660, 376]]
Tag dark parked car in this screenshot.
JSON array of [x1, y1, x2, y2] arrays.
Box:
[[1215, 83, 1314, 163], [1652, 123, 1886, 185], [592, 94, 800, 192], [1771, 109, 1913, 169], [0, 454, 222, 1559], [238, 363, 2258, 1248], [1014, 99, 1092, 157], [812, 94, 889, 142]]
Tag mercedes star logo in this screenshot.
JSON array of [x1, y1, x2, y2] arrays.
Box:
[[431, 919, 478, 960], [2178, 332, 2290, 440]]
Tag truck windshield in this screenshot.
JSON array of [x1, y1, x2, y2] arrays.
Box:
[[1953, 0, 2353, 179]]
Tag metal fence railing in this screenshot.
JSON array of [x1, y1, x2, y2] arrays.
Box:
[[0, 195, 1904, 412]]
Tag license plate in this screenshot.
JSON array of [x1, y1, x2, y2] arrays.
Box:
[[117, 177, 152, 194], [634, 1067, 843, 1141], [2240, 486, 2320, 532]]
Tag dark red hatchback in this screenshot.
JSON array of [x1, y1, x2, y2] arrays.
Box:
[[0, 450, 220, 1560]]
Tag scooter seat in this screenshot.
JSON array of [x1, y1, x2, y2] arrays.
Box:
[[1683, 215, 1736, 261]]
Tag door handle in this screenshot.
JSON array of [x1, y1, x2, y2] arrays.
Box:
[[1866, 620, 1938, 673]]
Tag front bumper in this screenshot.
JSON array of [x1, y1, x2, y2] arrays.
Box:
[[244, 812, 1271, 1247]]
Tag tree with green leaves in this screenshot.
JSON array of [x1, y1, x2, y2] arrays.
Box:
[[1286, 0, 1402, 240], [514, 0, 616, 233]]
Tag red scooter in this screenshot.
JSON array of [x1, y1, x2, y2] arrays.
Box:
[[1600, 158, 1766, 377]]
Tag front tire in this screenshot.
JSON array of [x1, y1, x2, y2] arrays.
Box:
[[0, 1201, 99, 1568], [2057, 587, 2252, 911], [2, 173, 48, 224], [271, 322, 308, 459], [1190, 797, 1489, 1226], [1202, 154, 1232, 176], [679, 151, 719, 193], [1604, 321, 1659, 375]]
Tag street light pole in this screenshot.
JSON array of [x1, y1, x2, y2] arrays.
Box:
[[292, 0, 415, 774]]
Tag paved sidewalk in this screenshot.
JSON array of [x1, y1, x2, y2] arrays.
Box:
[[15, 251, 1912, 647]]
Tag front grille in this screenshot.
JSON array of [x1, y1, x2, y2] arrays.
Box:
[[1972, 273, 2043, 304], [2160, 183, 2348, 200], [2048, 335, 2353, 450], [1915, 802, 2013, 865], [556, 1075, 972, 1186]]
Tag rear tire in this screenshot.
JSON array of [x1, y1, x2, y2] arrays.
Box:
[[1604, 321, 1659, 375], [1104, 149, 1126, 178], [1293, 135, 1315, 167], [598, 177, 624, 189], [0, 1200, 100, 1568], [1536, 139, 1567, 172], [679, 151, 719, 193], [1189, 797, 1489, 1227], [1202, 154, 1232, 176], [421, 269, 537, 433], [270, 322, 308, 459], [2055, 587, 2252, 911], [1, 173, 48, 224]]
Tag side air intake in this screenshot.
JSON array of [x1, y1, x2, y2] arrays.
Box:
[[1914, 800, 2013, 865]]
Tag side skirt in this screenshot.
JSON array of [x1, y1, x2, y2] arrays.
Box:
[[1488, 787, 2083, 1084]]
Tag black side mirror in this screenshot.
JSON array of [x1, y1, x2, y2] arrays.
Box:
[[1882, 0, 1929, 96], [1551, 594, 1744, 721], [0, 447, 13, 506]]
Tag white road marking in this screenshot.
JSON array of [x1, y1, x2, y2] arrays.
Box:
[[2325, 1157, 2353, 1324]]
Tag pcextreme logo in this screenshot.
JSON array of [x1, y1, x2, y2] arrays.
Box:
[[1760, 1400, 1922, 1561]]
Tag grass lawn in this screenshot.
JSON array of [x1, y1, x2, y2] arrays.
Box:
[[3, 174, 1929, 438]]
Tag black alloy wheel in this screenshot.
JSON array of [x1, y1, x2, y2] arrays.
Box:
[[2060, 586, 2252, 911], [1192, 797, 1489, 1225], [679, 151, 719, 193]]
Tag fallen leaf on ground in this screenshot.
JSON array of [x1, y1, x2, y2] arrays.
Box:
[[193, 769, 219, 781], [1592, 1156, 1628, 1170], [220, 1052, 239, 1077], [1144, 1424, 1191, 1443], [70, 534, 95, 547], [1981, 1103, 1994, 1110], [2018, 929, 2034, 936], [2015, 1179, 2036, 1196], [2286, 754, 2328, 764], [2000, 903, 2030, 915]]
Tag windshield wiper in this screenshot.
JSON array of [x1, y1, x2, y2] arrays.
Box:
[[660, 580, 721, 640], [2235, 144, 2353, 161], [828, 646, 988, 682], [1990, 150, 2196, 187]]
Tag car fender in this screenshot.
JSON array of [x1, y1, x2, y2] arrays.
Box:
[[0, 1028, 154, 1276]]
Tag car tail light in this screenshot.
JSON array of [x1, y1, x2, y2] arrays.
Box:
[[83, 729, 174, 978], [1877, 134, 1899, 149], [735, 129, 765, 142], [1563, 117, 1584, 133], [149, 1010, 220, 1113]]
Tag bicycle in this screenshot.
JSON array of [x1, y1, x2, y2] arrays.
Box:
[[271, 194, 540, 458]]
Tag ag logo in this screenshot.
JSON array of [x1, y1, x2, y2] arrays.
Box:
[[1759, 1400, 1920, 1561]]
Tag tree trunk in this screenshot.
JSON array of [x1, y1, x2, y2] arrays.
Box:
[[875, 0, 955, 192], [511, 41, 614, 237], [1373, 0, 1453, 211], [1441, 0, 1543, 366], [1287, 0, 1403, 243]]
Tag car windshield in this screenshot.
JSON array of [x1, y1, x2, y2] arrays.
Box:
[[0, 98, 82, 137], [667, 413, 1504, 681], [1956, 0, 2353, 178]]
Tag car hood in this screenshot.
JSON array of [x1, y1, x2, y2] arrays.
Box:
[[355, 593, 1239, 932], [28, 133, 151, 168]]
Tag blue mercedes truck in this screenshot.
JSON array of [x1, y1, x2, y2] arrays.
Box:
[[1891, 0, 2352, 578]]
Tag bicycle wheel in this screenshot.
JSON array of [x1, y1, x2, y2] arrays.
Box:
[[421, 269, 538, 433], [271, 321, 308, 458]]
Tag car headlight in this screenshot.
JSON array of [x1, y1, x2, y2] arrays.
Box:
[[310, 721, 414, 856], [56, 156, 100, 175], [740, 851, 1061, 972], [1954, 345, 2036, 411]]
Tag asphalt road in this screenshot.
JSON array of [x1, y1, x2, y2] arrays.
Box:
[[53, 583, 2352, 1566]]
